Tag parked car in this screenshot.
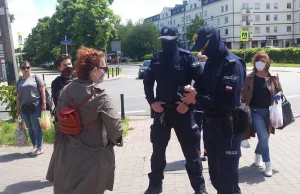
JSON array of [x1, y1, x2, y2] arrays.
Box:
[[40, 62, 54, 68], [121, 57, 133, 63], [138, 60, 151, 79]]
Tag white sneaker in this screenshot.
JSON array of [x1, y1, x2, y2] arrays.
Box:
[[255, 154, 263, 167], [264, 162, 273, 177]]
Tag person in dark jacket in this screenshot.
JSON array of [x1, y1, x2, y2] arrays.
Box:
[[143, 26, 207, 194], [182, 26, 246, 194]]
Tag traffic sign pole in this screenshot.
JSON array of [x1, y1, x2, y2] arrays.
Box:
[[240, 30, 249, 61], [65, 35, 68, 54]]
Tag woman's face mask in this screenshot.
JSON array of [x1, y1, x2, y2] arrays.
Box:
[[255, 61, 266, 71], [200, 62, 206, 69], [93, 68, 106, 84]]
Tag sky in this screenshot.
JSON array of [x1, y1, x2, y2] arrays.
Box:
[[7, 0, 182, 48]]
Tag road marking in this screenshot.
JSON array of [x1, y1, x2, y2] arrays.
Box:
[[286, 95, 299, 99], [118, 110, 147, 114], [126, 74, 137, 79]]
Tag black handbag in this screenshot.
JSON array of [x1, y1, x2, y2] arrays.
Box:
[[277, 94, 295, 130], [21, 102, 36, 114]]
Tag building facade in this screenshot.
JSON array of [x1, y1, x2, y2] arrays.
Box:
[[145, 0, 300, 50]]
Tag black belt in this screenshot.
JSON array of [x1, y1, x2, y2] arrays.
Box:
[[205, 115, 228, 124], [162, 103, 177, 109]]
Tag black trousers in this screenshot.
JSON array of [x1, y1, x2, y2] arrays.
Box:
[[194, 112, 208, 152]]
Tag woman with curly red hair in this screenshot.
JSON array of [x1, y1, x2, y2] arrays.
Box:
[[46, 47, 123, 193]]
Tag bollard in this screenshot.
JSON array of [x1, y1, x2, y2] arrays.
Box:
[[116, 67, 118, 76], [120, 94, 125, 120], [107, 69, 110, 78], [42, 74, 45, 81], [112, 68, 114, 77]]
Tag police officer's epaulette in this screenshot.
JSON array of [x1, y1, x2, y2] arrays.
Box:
[[225, 56, 237, 66], [178, 48, 192, 55]]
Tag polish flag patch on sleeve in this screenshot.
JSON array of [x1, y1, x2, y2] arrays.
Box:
[[225, 86, 233, 92]]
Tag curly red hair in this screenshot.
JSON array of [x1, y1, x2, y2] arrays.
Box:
[[75, 46, 106, 80]]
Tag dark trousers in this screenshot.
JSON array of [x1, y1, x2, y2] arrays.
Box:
[[194, 112, 208, 152], [149, 109, 206, 192], [206, 116, 242, 194]]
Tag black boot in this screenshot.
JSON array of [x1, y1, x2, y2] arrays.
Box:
[[144, 185, 163, 194], [195, 189, 208, 194]]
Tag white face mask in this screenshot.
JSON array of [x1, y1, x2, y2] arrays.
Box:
[[93, 69, 106, 84], [255, 61, 266, 71]]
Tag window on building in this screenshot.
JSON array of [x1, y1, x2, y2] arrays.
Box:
[[168, 21, 169, 25], [255, 15, 260, 22], [273, 40, 279, 47], [221, 6, 224, 12], [186, 16, 188, 21], [178, 24, 180, 28], [255, 27, 260, 33], [226, 5, 228, 11], [287, 3, 292, 9], [255, 3, 260, 10], [266, 27, 270, 33], [182, 26, 185, 32], [190, 5, 193, 10], [274, 3, 278, 9], [173, 19, 175, 24], [274, 26, 278, 33], [274, 15, 278, 21], [266, 3, 270, 9], [225, 29, 228, 35], [242, 3, 249, 9], [287, 26, 292, 32], [225, 17, 228, 23], [205, 10, 207, 17], [194, 3, 197, 9], [287, 15, 292, 21], [182, 17, 184, 22], [170, 20, 172, 25], [266, 15, 270, 21], [166, 13, 168, 17], [242, 16, 248, 21], [218, 18, 220, 25]]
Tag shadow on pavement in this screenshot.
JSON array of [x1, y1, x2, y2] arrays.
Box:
[[164, 160, 186, 172], [0, 153, 31, 163], [0, 180, 52, 194], [239, 164, 279, 185]]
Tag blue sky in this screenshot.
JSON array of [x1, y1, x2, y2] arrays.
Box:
[[8, 0, 182, 48]]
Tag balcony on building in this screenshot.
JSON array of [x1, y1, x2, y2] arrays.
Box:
[[241, 20, 253, 26], [241, 8, 253, 15]]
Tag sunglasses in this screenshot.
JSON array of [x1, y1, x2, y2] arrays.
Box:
[[21, 66, 31, 70], [97, 66, 108, 73]]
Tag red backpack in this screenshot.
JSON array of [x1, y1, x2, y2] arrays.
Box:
[[57, 86, 96, 135]]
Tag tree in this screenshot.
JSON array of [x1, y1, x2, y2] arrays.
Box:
[[23, 0, 119, 65], [9, 14, 15, 23], [186, 15, 206, 44], [117, 21, 160, 60]]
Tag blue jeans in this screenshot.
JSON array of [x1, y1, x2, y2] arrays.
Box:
[[21, 101, 43, 148], [251, 108, 270, 162]]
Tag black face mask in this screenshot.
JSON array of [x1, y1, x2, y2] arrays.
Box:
[[161, 40, 177, 52], [61, 67, 72, 78]]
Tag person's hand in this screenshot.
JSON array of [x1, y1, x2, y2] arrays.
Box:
[[42, 103, 46, 111], [274, 94, 281, 104], [181, 86, 197, 105], [151, 101, 166, 113], [176, 102, 189, 114]]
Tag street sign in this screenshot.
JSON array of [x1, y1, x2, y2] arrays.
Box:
[[240, 31, 249, 42], [111, 41, 121, 52], [60, 40, 72, 46], [18, 32, 23, 49]]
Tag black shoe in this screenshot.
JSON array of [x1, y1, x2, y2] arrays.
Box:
[[200, 156, 207, 161], [195, 189, 208, 194], [144, 185, 163, 194]]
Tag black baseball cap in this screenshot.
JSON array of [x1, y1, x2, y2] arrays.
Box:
[[192, 26, 214, 51], [158, 26, 179, 40]]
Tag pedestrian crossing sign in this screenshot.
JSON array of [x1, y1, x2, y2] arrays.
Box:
[[240, 31, 249, 42]]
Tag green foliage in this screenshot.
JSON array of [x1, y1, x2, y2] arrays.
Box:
[[0, 85, 17, 121], [23, 0, 120, 65], [116, 21, 160, 60], [143, 54, 153, 60], [121, 118, 133, 137], [186, 15, 207, 43], [231, 47, 300, 63]]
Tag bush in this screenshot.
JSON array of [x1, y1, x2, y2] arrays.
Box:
[[0, 85, 17, 121], [144, 48, 300, 64], [143, 54, 153, 60]]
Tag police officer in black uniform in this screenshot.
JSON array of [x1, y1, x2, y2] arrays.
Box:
[[143, 26, 207, 194], [182, 26, 246, 194]]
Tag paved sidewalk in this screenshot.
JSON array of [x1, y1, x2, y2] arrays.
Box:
[[0, 117, 300, 194]]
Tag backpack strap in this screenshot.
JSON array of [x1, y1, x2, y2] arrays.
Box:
[[66, 85, 96, 110]]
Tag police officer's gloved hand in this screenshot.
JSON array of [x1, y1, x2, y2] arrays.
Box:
[[273, 94, 281, 104]]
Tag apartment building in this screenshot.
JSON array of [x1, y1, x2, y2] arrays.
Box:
[[145, 0, 300, 50]]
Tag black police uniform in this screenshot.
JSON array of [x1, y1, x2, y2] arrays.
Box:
[[143, 26, 206, 194], [193, 26, 246, 194]]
